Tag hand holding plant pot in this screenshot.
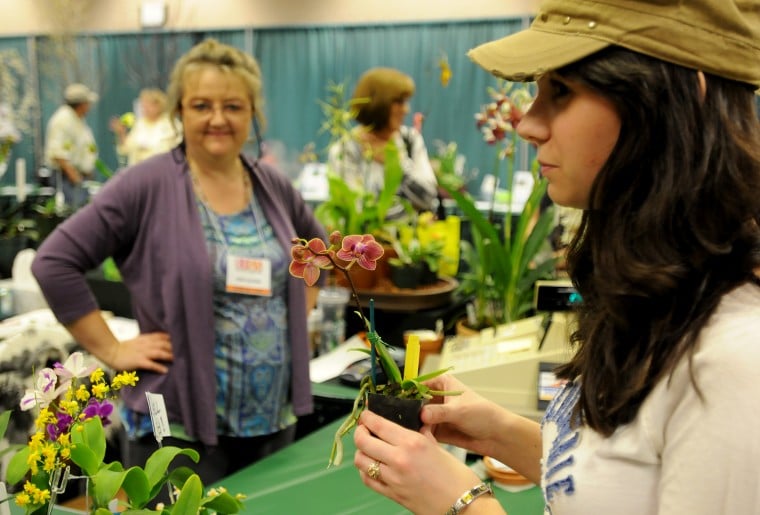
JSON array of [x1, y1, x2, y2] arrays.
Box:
[[290, 231, 461, 466]]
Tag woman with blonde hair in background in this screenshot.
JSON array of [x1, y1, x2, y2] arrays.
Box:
[[110, 87, 181, 166], [33, 38, 326, 488]]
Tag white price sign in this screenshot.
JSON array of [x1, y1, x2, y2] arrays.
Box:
[[145, 392, 171, 442]]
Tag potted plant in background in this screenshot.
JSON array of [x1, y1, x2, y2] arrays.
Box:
[[289, 232, 461, 467], [388, 237, 444, 288], [311, 81, 408, 289], [388, 217, 448, 289], [31, 197, 71, 243], [0, 202, 38, 279], [438, 81, 557, 332]]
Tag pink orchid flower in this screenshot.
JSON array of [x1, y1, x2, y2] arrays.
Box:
[[289, 237, 334, 287], [336, 234, 385, 270]]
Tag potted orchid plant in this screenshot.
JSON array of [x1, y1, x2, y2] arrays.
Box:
[[439, 80, 557, 331], [2, 352, 245, 514], [290, 231, 460, 466]]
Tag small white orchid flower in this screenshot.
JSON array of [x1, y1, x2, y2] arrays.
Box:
[[54, 351, 97, 382], [20, 368, 62, 411]]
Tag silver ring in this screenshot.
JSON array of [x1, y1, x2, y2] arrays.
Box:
[[367, 460, 381, 480]]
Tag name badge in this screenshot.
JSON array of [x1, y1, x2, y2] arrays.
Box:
[[226, 255, 272, 296]]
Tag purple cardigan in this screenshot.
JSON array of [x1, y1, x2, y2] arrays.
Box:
[[32, 148, 327, 446]]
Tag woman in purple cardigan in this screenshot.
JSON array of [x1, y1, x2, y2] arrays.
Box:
[[32, 38, 326, 485]]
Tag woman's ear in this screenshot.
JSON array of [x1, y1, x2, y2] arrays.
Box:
[[697, 71, 707, 102]]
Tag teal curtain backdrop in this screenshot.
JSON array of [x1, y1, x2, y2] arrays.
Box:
[[0, 18, 530, 190]]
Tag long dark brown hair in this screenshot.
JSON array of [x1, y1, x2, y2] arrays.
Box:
[[554, 47, 760, 436]]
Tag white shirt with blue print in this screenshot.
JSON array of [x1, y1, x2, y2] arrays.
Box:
[[540, 281, 760, 514]]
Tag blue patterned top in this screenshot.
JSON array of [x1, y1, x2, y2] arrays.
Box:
[[122, 189, 294, 439]]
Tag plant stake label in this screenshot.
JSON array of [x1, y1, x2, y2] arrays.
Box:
[[146, 392, 171, 443], [0, 482, 9, 515]]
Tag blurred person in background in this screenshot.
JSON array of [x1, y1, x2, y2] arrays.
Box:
[[110, 88, 181, 167], [43, 83, 99, 210]]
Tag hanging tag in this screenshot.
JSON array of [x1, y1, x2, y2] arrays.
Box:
[[145, 392, 171, 442]]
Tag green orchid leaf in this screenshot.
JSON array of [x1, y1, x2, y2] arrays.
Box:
[[367, 331, 402, 384], [144, 446, 200, 490], [5, 445, 30, 485], [414, 366, 454, 382], [93, 508, 112, 515], [171, 473, 202, 514], [70, 441, 100, 478], [0, 443, 23, 459], [119, 466, 151, 508], [0, 410, 10, 441], [201, 491, 244, 513], [70, 417, 110, 476], [167, 465, 197, 488], [91, 467, 129, 508]]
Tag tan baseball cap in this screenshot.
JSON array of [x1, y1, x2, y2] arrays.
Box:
[[64, 83, 99, 104], [468, 0, 760, 87]]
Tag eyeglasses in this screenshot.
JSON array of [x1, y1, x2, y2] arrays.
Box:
[[181, 100, 252, 118]]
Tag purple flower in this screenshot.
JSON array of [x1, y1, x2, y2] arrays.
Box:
[[46, 412, 73, 440], [83, 399, 114, 426]]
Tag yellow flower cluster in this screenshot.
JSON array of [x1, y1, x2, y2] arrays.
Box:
[[14, 482, 50, 509], [16, 364, 140, 513]]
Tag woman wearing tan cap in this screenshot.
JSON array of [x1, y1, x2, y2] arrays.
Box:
[[352, 0, 760, 514]]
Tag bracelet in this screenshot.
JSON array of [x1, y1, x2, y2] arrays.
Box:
[[445, 482, 493, 515]]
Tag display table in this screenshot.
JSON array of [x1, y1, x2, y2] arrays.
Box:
[[216, 417, 545, 514], [6, 416, 543, 515]]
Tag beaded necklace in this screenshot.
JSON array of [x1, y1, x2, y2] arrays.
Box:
[[188, 164, 268, 251]]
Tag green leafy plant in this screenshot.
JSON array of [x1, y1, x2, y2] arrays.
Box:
[[290, 232, 460, 466], [441, 164, 556, 329], [313, 80, 407, 242], [437, 81, 557, 329], [389, 237, 445, 271], [3, 352, 244, 514], [0, 201, 37, 242]]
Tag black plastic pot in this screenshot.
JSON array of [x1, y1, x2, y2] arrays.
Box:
[[367, 392, 424, 431], [389, 263, 422, 289], [418, 263, 438, 286]]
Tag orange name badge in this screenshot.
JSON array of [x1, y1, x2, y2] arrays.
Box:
[[225, 255, 272, 296]]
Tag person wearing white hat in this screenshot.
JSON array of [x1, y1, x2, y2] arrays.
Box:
[[351, 1, 760, 514], [43, 82, 99, 210]]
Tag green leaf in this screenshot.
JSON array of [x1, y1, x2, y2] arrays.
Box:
[[171, 474, 202, 514], [144, 446, 200, 490], [0, 410, 11, 441], [91, 469, 125, 508], [167, 466, 196, 489], [201, 491, 243, 513], [70, 441, 100, 477], [70, 417, 106, 475], [367, 331, 402, 384], [119, 467, 151, 508], [93, 508, 112, 515], [6, 445, 30, 485], [95, 158, 114, 179]]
